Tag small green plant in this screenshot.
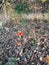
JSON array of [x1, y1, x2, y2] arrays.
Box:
[[6, 57, 17, 65], [15, 2, 29, 14], [20, 18, 27, 25]]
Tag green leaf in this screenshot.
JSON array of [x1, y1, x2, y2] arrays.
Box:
[[42, 0, 46, 3], [32, 40, 35, 46], [0, 22, 2, 27]]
